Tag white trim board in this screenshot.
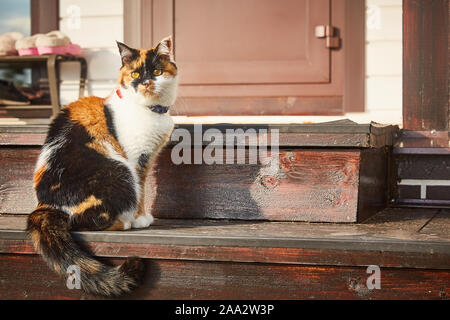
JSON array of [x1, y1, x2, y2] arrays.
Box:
[[399, 179, 450, 199]]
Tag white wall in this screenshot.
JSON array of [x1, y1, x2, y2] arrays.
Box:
[[364, 0, 403, 124], [59, 0, 123, 105]]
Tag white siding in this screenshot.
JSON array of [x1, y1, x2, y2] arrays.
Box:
[[364, 0, 402, 123], [58, 0, 123, 105]]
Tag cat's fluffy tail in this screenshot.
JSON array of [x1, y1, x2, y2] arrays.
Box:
[[27, 206, 144, 297]]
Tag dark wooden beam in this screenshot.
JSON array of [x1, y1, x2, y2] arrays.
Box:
[[403, 0, 449, 131], [0, 254, 448, 300]]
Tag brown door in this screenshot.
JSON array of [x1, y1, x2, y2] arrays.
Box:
[[175, 0, 330, 85], [144, 0, 364, 115]]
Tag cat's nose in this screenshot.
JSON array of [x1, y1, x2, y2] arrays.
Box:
[[142, 79, 150, 85]]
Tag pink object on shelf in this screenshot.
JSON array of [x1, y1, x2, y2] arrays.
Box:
[[37, 43, 81, 56], [18, 47, 39, 56]]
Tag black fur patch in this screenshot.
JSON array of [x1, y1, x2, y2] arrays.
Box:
[[138, 153, 150, 169], [104, 105, 118, 141], [36, 109, 137, 226]]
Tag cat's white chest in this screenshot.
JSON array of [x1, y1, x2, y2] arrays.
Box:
[[109, 100, 174, 166]]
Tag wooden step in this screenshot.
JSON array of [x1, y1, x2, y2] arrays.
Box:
[[0, 121, 397, 222], [0, 208, 448, 299], [0, 105, 53, 118]]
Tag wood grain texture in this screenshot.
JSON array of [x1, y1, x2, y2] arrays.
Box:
[[0, 107, 53, 119], [396, 155, 450, 180], [1, 236, 448, 270], [0, 121, 398, 147], [0, 149, 39, 214], [1, 208, 448, 270], [0, 132, 374, 147], [2, 208, 448, 243], [0, 255, 448, 300], [403, 0, 449, 131], [0, 122, 396, 221], [147, 149, 362, 222], [0, 208, 448, 299], [0, 145, 391, 222], [419, 209, 450, 238]]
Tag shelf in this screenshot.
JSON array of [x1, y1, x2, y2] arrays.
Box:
[[0, 54, 87, 118]]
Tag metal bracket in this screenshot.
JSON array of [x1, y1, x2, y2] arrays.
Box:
[[315, 25, 340, 49]]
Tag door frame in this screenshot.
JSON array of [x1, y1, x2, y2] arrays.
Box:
[[31, 0, 59, 34]]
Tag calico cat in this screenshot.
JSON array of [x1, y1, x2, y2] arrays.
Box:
[[27, 36, 178, 297]]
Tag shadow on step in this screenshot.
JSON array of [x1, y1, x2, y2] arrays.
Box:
[[149, 152, 267, 221]]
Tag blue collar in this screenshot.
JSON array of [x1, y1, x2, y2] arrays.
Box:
[[149, 105, 169, 114], [115, 89, 169, 114]]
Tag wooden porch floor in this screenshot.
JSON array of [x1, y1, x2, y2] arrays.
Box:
[[0, 208, 449, 299]]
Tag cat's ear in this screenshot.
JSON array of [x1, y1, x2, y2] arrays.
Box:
[[156, 36, 173, 56], [116, 41, 138, 65]]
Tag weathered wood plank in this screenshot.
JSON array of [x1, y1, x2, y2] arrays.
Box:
[[0, 149, 39, 214], [396, 155, 450, 180], [403, 0, 449, 131], [419, 209, 450, 238], [0, 120, 394, 222], [0, 121, 397, 147], [147, 149, 362, 222], [0, 132, 373, 147], [0, 147, 369, 222], [0, 133, 46, 146], [2, 208, 448, 243], [0, 215, 27, 230], [0, 207, 444, 235], [1, 237, 448, 270], [0, 107, 52, 119], [0, 254, 448, 299], [1, 208, 448, 269]]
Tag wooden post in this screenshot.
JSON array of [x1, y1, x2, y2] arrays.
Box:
[[403, 0, 449, 131]]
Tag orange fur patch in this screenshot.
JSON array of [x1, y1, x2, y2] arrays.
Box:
[[33, 165, 47, 189], [50, 183, 61, 191], [72, 195, 102, 215], [66, 96, 126, 159]]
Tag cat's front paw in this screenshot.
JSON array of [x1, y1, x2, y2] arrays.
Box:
[[131, 213, 154, 229]]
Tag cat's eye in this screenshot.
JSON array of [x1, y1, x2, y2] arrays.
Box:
[[131, 72, 140, 79], [153, 69, 162, 76]]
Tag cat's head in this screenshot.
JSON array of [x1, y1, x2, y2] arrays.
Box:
[[116, 36, 178, 107]]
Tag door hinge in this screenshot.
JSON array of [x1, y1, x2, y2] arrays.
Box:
[[315, 25, 340, 49]]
